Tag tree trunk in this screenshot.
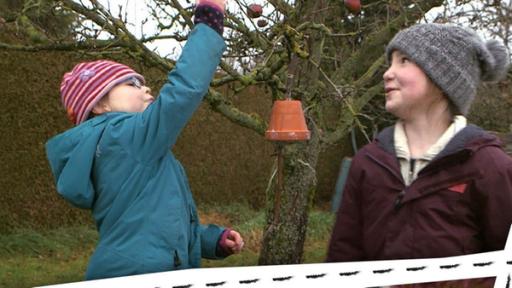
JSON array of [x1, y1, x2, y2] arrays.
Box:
[[258, 130, 320, 265], [258, 0, 326, 265]]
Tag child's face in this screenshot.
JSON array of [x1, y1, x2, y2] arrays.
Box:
[[94, 78, 154, 114], [383, 50, 444, 119]]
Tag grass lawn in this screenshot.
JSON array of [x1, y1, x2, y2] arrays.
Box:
[[0, 203, 335, 288]]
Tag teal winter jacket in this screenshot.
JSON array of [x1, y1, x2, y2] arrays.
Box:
[[46, 24, 227, 280]]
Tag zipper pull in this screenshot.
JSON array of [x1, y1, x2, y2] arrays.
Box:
[[174, 250, 181, 267], [189, 205, 196, 224], [394, 190, 405, 211], [408, 159, 416, 185]]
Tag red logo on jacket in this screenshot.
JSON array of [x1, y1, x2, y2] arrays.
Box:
[[448, 183, 468, 193]]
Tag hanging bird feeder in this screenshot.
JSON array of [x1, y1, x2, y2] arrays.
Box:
[[265, 99, 310, 141], [263, 55, 310, 228], [264, 98, 310, 227], [265, 55, 310, 142]]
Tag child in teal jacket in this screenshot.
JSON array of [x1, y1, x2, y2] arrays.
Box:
[[46, 0, 244, 280]]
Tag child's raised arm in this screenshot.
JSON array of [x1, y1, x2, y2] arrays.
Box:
[[117, 1, 226, 163]]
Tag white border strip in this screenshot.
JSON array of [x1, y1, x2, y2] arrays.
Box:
[[494, 224, 512, 288], [38, 225, 512, 288]]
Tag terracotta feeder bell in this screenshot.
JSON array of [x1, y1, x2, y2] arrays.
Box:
[[265, 99, 310, 141]]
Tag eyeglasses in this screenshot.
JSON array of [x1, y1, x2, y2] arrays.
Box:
[[126, 77, 143, 89]]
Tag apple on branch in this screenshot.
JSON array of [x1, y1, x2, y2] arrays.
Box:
[[257, 19, 268, 28], [247, 4, 263, 18], [344, 0, 361, 14]]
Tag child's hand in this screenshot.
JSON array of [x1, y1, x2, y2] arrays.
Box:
[[220, 229, 244, 254], [196, 0, 227, 12]]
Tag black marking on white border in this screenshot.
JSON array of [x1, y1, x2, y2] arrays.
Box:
[[373, 268, 393, 274], [205, 281, 225, 287], [473, 261, 493, 267], [239, 279, 259, 284], [406, 266, 426, 271], [339, 271, 360, 276], [439, 264, 460, 269], [306, 273, 326, 279], [273, 276, 293, 281], [131, 254, 508, 287]]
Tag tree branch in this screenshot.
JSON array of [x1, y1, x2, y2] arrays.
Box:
[[60, 0, 173, 71], [0, 39, 129, 51], [353, 55, 385, 88], [205, 89, 267, 135], [336, 0, 444, 82], [322, 83, 382, 144], [267, 0, 292, 15]]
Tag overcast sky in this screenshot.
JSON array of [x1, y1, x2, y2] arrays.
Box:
[[95, 0, 177, 57]]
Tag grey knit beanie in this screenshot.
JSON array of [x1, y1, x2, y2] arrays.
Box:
[[386, 23, 510, 115]]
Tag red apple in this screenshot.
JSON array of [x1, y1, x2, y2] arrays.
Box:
[[247, 4, 263, 18], [344, 0, 361, 14], [257, 19, 268, 28]]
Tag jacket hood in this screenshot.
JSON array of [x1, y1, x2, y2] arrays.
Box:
[[45, 116, 108, 209], [375, 124, 502, 160]]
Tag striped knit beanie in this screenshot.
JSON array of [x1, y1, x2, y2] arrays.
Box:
[[386, 23, 510, 115], [60, 60, 145, 125]]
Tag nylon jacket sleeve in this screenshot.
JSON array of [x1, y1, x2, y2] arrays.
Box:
[[199, 224, 225, 259], [326, 155, 365, 262], [474, 147, 512, 251], [117, 24, 226, 162]]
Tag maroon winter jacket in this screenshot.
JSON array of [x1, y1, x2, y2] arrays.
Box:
[[327, 125, 512, 285]]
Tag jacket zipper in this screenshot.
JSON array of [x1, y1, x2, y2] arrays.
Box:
[[365, 153, 404, 184], [366, 153, 407, 210], [408, 159, 415, 184], [395, 159, 415, 210]]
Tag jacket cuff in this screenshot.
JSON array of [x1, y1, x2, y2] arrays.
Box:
[[194, 4, 224, 35], [200, 224, 226, 259], [197, 0, 225, 12], [215, 228, 234, 257]]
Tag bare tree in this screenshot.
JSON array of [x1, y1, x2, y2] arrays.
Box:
[[0, 0, 448, 264], [428, 0, 511, 50], [0, 0, 77, 43]]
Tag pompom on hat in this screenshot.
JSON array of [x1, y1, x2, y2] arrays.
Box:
[[60, 60, 145, 125], [386, 23, 510, 115]]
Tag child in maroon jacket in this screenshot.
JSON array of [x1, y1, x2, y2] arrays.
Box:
[[327, 23, 511, 287]]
